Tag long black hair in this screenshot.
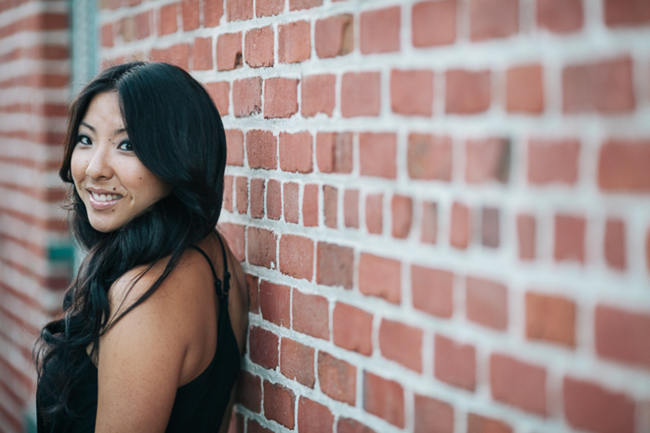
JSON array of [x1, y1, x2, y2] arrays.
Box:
[[35, 62, 227, 418]]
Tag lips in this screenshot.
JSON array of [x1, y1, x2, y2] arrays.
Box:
[[86, 189, 123, 210]]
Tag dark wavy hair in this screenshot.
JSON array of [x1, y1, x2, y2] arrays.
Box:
[[34, 62, 227, 419]]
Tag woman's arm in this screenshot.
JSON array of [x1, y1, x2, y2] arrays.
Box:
[[94, 264, 192, 433]]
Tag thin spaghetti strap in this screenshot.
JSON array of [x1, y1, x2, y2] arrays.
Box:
[[214, 232, 231, 294], [189, 244, 227, 300]]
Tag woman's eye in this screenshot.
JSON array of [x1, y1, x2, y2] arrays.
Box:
[[76, 135, 91, 146], [118, 139, 133, 151]]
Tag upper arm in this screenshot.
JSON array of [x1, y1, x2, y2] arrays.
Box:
[[94, 266, 188, 433]]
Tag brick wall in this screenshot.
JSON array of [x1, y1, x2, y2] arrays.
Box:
[[1, 0, 645, 432], [0, 0, 70, 432]]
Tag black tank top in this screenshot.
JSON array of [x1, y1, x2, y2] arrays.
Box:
[[36, 236, 241, 432]]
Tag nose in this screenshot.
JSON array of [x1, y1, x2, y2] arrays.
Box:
[[85, 143, 113, 180]]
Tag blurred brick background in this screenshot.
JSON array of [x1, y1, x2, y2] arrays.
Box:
[[2, 0, 650, 432]]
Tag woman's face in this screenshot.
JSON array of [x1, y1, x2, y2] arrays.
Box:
[[70, 91, 170, 233]]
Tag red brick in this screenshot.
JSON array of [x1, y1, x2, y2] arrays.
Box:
[[445, 69, 491, 114], [391, 195, 412, 239], [225, 129, 243, 165], [604, 0, 650, 28], [303, 184, 319, 226], [315, 14, 353, 58], [223, 175, 233, 211], [537, 0, 583, 33], [525, 291, 576, 347], [247, 227, 277, 268], [344, 189, 359, 228], [554, 214, 586, 264], [290, 0, 322, 11], [135, 10, 153, 39], [279, 234, 314, 280], [411, 265, 453, 318], [360, 6, 401, 54], [101, 23, 113, 47], [182, 0, 199, 30], [450, 201, 471, 249], [250, 178, 265, 218], [256, 0, 283, 17], [264, 78, 298, 118], [391, 69, 434, 116], [263, 381, 295, 428], [563, 376, 635, 433], [293, 289, 329, 339], [279, 131, 313, 173], [236, 371, 261, 411], [359, 132, 397, 179], [283, 182, 299, 223], [333, 303, 373, 355], [266, 179, 281, 220], [412, 0, 457, 47], [235, 176, 248, 214], [434, 334, 476, 390], [527, 138, 580, 185], [232, 77, 261, 117], [206, 82, 230, 116], [341, 72, 381, 117], [318, 352, 356, 405], [246, 274, 260, 313], [302, 74, 336, 117], [278, 21, 311, 63], [490, 354, 547, 415], [280, 338, 315, 387], [467, 413, 513, 433], [227, 0, 253, 21], [150, 44, 191, 71], [379, 319, 422, 372], [323, 185, 338, 228], [298, 397, 334, 433], [604, 218, 626, 270], [506, 64, 544, 113], [465, 138, 510, 184], [481, 206, 499, 248], [202, 0, 223, 27], [598, 139, 650, 192], [465, 276, 508, 330], [245, 26, 274, 68], [217, 32, 242, 71], [316, 132, 353, 173], [421, 201, 438, 244], [158, 3, 178, 35], [469, 0, 518, 41], [246, 129, 276, 169], [220, 222, 245, 262], [317, 242, 353, 289], [363, 372, 404, 427], [596, 304, 650, 369], [359, 253, 401, 303], [407, 133, 452, 181], [563, 57, 635, 114], [365, 193, 383, 234], [247, 419, 271, 433], [249, 326, 279, 369], [337, 418, 376, 433], [414, 394, 454, 433], [517, 213, 536, 260], [259, 280, 290, 327]]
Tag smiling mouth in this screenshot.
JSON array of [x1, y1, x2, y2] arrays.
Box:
[[87, 190, 123, 209]]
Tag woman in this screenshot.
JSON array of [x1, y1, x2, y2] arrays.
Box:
[[34, 62, 248, 432]]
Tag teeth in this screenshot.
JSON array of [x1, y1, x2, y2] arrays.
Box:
[[90, 192, 121, 202]]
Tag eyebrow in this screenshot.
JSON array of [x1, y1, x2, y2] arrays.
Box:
[[80, 121, 126, 135]]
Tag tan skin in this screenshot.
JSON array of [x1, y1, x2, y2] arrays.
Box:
[[89, 231, 248, 432]]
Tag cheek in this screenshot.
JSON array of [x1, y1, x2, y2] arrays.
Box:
[[70, 149, 85, 184]]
